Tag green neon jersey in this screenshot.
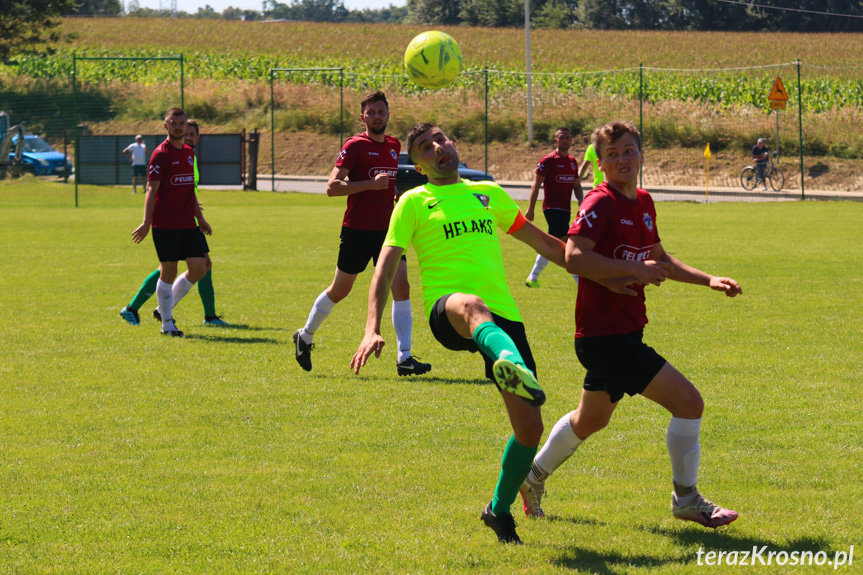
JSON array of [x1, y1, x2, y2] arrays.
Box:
[[583, 144, 605, 189], [193, 155, 200, 226], [384, 179, 524, 322]]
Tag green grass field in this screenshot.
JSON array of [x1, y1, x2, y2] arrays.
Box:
[[1, 191, 861, 573]]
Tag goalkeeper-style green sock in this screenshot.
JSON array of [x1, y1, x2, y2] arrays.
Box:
[[472, 321, 526, 366], [197, 270, 216, 317], [491, 436, 537, 515], [129, 269, 160, 311]]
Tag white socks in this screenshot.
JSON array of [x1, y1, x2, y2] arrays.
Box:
[[156, 279, 173, 326], [667, 416, 701, 498], [391, 299, 413, 363], [171, 274, 194, 309], [528, 254, 550, 282], [301, 291, 336, 344], [530, 411, 584, 482]]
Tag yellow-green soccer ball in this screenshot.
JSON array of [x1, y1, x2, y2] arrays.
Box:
[[404, 31, 463, 91]]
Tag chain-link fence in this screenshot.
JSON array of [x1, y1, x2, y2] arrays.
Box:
[[3, 56, 862, 206], [0, 56, 184, 208]]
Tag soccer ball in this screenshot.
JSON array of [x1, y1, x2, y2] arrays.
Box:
[[404, 31, 463, 91]]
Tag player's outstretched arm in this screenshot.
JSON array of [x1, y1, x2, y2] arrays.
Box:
[[511, 219, 566, 268], [131, 180, 159, 244], [351, 246, 405, 374], [651, 243, 742, 297]]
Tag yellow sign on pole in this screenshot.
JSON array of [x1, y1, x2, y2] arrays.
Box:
[[769, 76, 789, 102], [704, 143, 711, 202]]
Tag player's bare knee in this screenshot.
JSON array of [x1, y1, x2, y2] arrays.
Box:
[[459, 294, 491, 321], [326, 286, 351, 303]]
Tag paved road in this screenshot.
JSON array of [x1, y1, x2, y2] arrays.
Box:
[[227, 175, 862, 203]]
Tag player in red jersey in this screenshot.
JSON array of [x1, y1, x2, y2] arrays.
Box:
[[524, 127, 583, 288], [131, 107, 211, 337], [520, 121, 742, 528], [293, 91, 430, 376]]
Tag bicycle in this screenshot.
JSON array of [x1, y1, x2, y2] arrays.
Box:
[[741, 151, 784, 192]]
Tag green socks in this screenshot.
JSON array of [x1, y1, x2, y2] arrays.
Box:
[[473, 321, 526, 367], [128, 269, 217, 318], [491, 436, 537, 515], [129, 269, 160, 311], [197, 270, 216, 317]]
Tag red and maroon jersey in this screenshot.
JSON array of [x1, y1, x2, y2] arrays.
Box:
[[148, 139, 197, 229], [568, 182, 661, 338], [536, 151, 579, 212], [335, 132, 400, 231]]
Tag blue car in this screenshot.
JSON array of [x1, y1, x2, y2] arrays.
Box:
[[9, 134, 72, 176], [396, 152, 494, 194]]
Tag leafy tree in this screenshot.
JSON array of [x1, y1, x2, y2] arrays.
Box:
[[407, 0, 462, 25], [533, 0, 577, 28], [267, 0, 350, 22], [194, 4, 221, 18], [0, 0, 77, 61], [460, 0, 522, 27], [71, 0, 121, 15]]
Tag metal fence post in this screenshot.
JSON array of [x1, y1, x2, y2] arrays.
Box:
[[484, 69, 489, 176], [270, 69, 275, 193], [797, 59, 804, 200]]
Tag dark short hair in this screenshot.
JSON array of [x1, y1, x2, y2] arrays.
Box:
[[592, 121, 641, 160], [186, 119, 200, 134], [164, 107, 186, 120], [555, 127, 571, 137], [360, 91, 388, 114], [405, 122, 435, 164]]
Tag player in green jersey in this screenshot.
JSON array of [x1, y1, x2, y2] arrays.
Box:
[[350, 123, 568, 545], [120, 119, 228, 327], [579, 143, 605, 191]]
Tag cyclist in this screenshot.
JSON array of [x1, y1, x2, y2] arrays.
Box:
[[752, 138, 769, 191]]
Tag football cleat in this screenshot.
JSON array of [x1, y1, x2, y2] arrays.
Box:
[[120, 306, 140, 326], [152, 308, 162, 322], [160, 320, 184, 338], [396, 356, 431, 376], [672, 492, 738, 528], [519, 477, 546, 518], [492, 359, 545, 407], [203, 315, 229, 326], [524, 279, 540, 288], [293, 330, 314, 372], [481, 502, 523, 544]]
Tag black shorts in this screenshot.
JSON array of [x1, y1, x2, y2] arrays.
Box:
[[152, 228, 206, 263], [132, 165, 147, 177], [336, 226, 404, 275], [429, 294, 537, 383], [543, 209, 571, 238], [198, 227, 210, 254], [574, 331, 667, 403]]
